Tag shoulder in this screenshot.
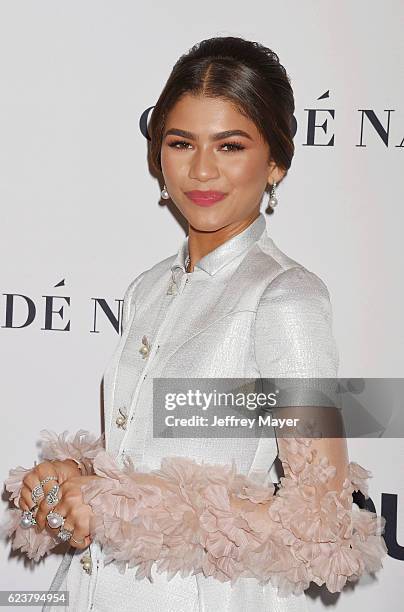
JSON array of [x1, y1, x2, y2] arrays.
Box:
[[255, 266, 334, 341], [260, 266, 332, 310], [253, 257, 338, 376], [254, 232, 332, 308]]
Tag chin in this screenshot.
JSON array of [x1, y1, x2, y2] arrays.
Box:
[[182, 205, 234, 232]]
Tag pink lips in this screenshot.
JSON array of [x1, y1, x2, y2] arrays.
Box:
[[185, 190, 227, 206]]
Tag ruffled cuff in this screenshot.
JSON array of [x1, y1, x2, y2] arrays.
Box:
[[242, 438, 388, 596], [1, 429, 105, 561], [3, 429, 105, 509], [80, 439, 387, 595], [38, 429, 105, 477]]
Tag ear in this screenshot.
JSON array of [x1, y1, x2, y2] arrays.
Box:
[[267, 161, 286, 185]]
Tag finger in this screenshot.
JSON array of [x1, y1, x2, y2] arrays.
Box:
[[47, 509, 90, 550], [20, 470, 46, 511], [35, 486, 65, 533], [21, 469, 42, 491], [36, 499, 65, 533], [42, 502, 69, 536], [51, 459, 82, 484], [35, 478, 78, 533], [35, 463, 60, 501], [19, 485, 37, 512], [38, 470, 61, 526], [63, 512, 91, 550], [70, 534, 92, 550]]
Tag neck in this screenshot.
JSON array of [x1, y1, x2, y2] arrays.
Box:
[[186, 209, 260, 273]]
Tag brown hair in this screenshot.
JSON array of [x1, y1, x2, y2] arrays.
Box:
[[148, 36, 295, 182]]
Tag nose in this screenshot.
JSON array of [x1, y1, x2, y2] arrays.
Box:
[[189, 147, 220, 182]]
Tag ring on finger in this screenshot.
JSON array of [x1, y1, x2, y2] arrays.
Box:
[[45, 484, 60, 506], [40, 475, 59, 487], [71, 536, 86, 544], [46, 511, 65, 529], [31, 484, 44, 504], [20, 509, 37, 529], [57, 526, 73, 542]]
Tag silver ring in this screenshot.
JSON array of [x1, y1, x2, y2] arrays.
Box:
[[19, 510, 37, 529], [46, 511, 65, 529], [40, 475, 58, 486], [45, 484, 60, 506], [57, 526, 73, 542], [31, 484, 44, 504]]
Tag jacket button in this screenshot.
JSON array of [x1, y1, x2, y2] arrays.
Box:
[[80, 554, 92, 574], [139, 335, 151, 358], [115, 407, 127, 429], [167, 280, 177, 295]]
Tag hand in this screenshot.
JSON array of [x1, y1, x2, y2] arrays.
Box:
[[35, 474, 101, 550], [18, 459, 82, 512]]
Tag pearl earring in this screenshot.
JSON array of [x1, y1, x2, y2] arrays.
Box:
[[161, 184, 170, 200], [269, 181, 278, 208]]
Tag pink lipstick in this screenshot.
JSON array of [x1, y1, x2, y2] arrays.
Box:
[[184, 190, 227, 207]]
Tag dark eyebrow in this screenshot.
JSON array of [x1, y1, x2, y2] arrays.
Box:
[[163, 128, 253, 141]]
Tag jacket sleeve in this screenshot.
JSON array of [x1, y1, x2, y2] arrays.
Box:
[[252, 265, 343, 453], [254, 266, 339, 380], [74, 439, 387, 596]]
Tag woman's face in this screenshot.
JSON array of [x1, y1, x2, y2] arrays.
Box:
[[160, 94, 283, 231]]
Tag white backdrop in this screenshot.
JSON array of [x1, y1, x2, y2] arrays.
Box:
[[1, 1, 402, 610]]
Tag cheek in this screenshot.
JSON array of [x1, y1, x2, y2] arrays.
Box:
[[226, 154, 268, 187], [160, 148, 185, 178]]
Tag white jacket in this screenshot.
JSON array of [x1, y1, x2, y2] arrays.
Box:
[[44, 212, 338, 612]]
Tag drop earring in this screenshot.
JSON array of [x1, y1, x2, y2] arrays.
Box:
[[161, 184, 170, 200], [269, 181, 278, 207]]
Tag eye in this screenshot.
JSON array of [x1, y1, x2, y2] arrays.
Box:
[[167, 140, 193, 150], [167, 140, 245, 152], [221, 141, 245, 152]]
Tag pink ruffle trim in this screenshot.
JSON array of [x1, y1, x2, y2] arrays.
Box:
[[0, 429, 104, 560], [39, 428, 105, 476], [1, 430, 387, 595], [78, 438, 387, 597]]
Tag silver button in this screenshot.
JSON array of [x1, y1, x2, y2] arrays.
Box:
[[139, 335, 151, 358]]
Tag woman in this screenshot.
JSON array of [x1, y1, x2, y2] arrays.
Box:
[[3, 36, 386, 612]]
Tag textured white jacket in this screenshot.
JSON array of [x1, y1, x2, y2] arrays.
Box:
[[44, 212, 338, 612]]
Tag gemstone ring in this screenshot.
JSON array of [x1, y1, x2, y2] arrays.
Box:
[[46, 511, 65, 529]]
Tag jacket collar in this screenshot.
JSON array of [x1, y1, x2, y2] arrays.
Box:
[[171, 212, 267, 276]]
